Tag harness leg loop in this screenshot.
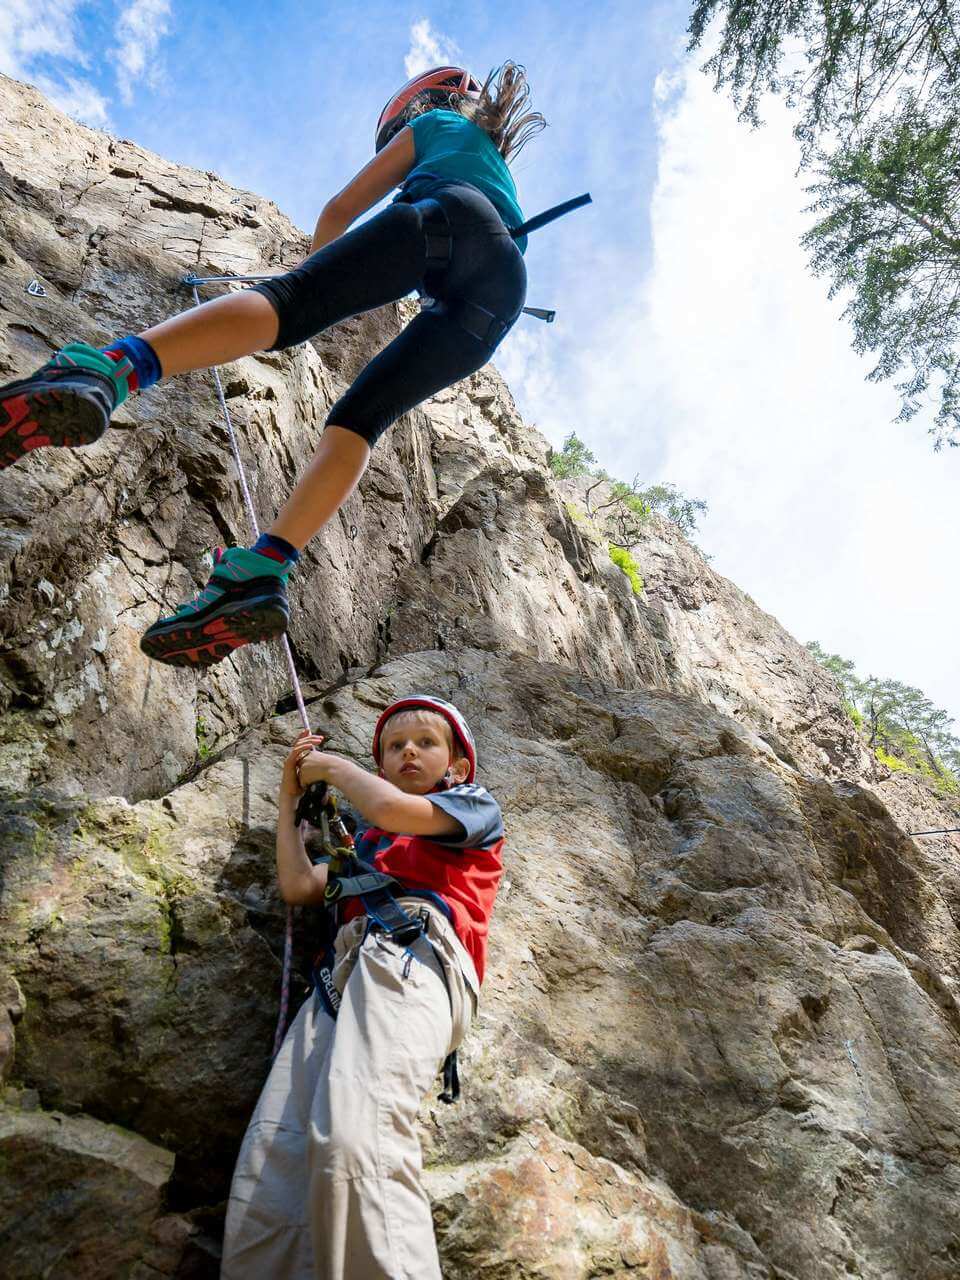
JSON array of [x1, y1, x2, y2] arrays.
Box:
[[418, 198, 453, 292]]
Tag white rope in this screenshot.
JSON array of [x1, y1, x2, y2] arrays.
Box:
[[188, 281, 307, 1055]]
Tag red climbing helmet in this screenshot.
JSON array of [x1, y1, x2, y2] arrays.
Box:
[[372, 695, 477, 782], [375, 66, 483, 153]]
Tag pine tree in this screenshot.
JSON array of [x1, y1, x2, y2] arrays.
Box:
[[548, 432, 597, 479], [688, 0, 960, 447]]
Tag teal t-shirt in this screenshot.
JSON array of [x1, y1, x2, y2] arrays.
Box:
[[405, 109, 527, 254]]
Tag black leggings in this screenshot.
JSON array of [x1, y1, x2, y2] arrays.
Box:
[[251, 178, 528, 447]]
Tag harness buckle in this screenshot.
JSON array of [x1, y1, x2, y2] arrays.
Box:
[[386, 908, 429, 948]]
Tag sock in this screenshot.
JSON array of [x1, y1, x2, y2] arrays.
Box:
[[101, 335, 162, 393], [251, 531, 300, 564]]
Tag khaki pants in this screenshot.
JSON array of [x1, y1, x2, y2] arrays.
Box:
[[221, 902, 478, 1280]]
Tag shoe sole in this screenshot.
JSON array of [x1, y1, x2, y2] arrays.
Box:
[[140, 595, 289, 669], [0, 382, 108, 470]]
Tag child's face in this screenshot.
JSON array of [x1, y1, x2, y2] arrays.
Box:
[[379, 710, 466, 793]]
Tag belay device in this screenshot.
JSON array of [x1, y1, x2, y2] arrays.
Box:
[[295, 779, 461, 1103]]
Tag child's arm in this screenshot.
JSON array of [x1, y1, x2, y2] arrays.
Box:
[[309, 127, 416, 254], [276, 741, 329, 906], [293, 735, 462, 839]]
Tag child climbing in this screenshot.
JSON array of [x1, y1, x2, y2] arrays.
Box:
[[0, 64, 548, 670], [222, 695, 504, 1279]]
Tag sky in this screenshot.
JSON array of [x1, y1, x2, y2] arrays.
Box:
[[2, 0, 958, 729]]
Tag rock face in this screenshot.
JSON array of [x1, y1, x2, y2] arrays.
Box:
[[1, 73, 959, 1279]]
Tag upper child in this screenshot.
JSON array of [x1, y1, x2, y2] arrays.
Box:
[[0, 65, 544, 673]]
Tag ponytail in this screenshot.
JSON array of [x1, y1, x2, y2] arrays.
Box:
[[406, 61, 547, 162]]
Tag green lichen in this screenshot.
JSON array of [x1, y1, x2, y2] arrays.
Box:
[[608, 544, 644, 595], [564, 501, 605, 546], [72, 804, 200, 954]]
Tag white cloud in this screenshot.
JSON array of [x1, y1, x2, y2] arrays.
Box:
[[499, 48, 960, 725], [641, 61, 960, 722], [115, 0, 171, 104], [0, 0, 108, 127], [36, 72, 108, 124], [404, 18, 459, 79], [0, 0, 83, 74]]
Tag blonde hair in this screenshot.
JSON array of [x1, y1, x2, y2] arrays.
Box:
[[408, 61, 547, 163], [380, 707, 455, 755]]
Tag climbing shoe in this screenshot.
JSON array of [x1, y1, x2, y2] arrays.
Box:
[[139, 545, 294, 669], [0, 342, 132, 471]]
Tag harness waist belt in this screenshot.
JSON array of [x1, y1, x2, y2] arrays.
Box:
[[509, 191, 592, 239]]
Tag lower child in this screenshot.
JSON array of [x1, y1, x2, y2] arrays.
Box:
[[221, 695, 504, 1279]]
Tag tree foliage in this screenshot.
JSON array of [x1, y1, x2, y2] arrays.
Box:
[[807, 641, 960, 787], [549, 434, 708, 546], [688, 0, 960, 447], [547, 432, 597, 479]]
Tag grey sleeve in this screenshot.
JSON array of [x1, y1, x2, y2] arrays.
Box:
[[428, 784, 505, 850]]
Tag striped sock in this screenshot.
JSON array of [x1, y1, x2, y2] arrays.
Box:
[[100, 335, 162, 393], [251, 531, 300, 564]]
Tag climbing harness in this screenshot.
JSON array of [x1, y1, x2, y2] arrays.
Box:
[[181, 186, 592, 343], [182, 270, 564, 329], [397, 188, 592, 342], [295, 781, 462, 1102]]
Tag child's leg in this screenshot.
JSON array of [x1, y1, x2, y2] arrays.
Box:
[[139, 290, 280, 377], [222, 994, 335, 1279], [268, 427, 370, 551], [267, 308, 497, 551], [141, 292, 503, 665], [306, 922, 474, 1280]]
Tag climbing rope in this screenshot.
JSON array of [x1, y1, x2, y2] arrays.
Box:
[[187, 280, 307, 1058], [907, 827, 960, 836]]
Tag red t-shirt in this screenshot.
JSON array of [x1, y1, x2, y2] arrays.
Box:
[[341, 783, 504, 983]]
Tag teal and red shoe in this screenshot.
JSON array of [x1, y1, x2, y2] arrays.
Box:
[[0, 342, 132, 471], [140, 546, 294, 669]]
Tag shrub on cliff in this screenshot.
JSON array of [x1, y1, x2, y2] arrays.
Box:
[[807, 641, 960, 792]]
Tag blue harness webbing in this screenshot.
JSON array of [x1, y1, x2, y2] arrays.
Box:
[[510, 191, 592, 239], [298, 785, 462, 1103], [412, 187, 593, 345]]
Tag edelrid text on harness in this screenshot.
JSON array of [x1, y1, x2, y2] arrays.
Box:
[[295, 780, 461, 1104]]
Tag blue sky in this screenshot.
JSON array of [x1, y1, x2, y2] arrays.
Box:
[[3, 0, 960, 731]]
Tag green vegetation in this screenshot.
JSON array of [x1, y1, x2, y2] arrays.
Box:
[[550, 433, 708, 540], [195, 715, 212, 761], [551, 433, 708, 596], [807, 641, 960, 793], [689, 0, 960, 447], [549, 432, 597, 479], [609, 545, 644, 595]]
